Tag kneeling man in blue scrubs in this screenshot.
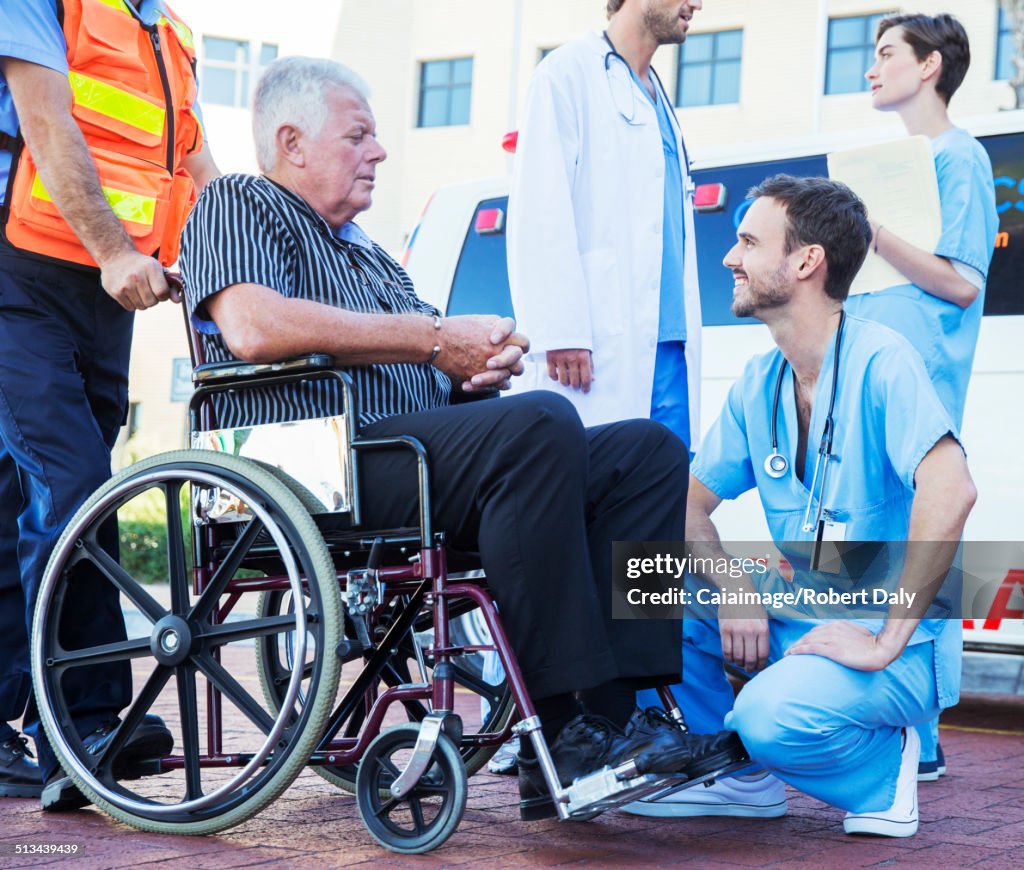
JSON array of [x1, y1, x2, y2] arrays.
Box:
[[624, 175, 973, 836]]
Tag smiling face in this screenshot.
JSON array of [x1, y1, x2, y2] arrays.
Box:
[[723, 197, 797, 320], [865, 25, 936, 112], [641, 0, 703, 45], [302, 85, 387, 228]]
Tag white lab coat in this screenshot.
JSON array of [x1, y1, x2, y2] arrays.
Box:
[[507, 31, 702, 447]]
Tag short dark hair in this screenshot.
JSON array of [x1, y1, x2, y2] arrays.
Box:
[[746, 175, 871, 303], [876, 13, 971, 105], [607, 0, 627, 18]]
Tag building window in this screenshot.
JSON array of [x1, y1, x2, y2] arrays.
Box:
[[417, 58, 473, 127], [825, 13, 892, 95], [997, 7, 1015, 80], [201, 37, 278, 108], [676, 29, 743, 107]]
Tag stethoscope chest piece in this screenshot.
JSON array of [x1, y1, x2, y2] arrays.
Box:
[[764, 451, 788, 478]]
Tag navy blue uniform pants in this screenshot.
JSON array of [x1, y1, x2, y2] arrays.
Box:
[[0, 244, 133, 779]]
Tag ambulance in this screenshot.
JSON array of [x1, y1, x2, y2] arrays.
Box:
[[403, 111, 1024, 657]]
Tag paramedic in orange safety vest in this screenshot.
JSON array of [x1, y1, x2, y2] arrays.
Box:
[[0, 0, 219, 811]]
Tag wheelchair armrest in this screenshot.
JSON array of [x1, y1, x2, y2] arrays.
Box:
[[192, 354, 336, 386]]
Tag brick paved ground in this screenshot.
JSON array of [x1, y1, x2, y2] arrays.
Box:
[[2, 686, 1021, 870]]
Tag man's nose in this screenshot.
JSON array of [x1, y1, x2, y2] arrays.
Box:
[[723, 242, 740, 269]]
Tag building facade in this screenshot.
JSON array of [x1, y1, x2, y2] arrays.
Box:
[[127, 0, 1018, 457]]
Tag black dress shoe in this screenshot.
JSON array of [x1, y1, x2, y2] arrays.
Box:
[[623, 707, 749, 777], [673, 727, 749, 782], [41, 714, 173, 813], [620, 707, 697, 774], [518, 710, 750, 821], [518, 712, 655, 821], [0, 733, 43, 799]]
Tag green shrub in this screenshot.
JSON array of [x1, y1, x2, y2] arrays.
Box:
[[117, 490, 192, 585], [119, 518, 174, 585]]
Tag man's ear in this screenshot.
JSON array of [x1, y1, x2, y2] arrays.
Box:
[[276, 124, 305, 168], [795, 244, 827, 282]]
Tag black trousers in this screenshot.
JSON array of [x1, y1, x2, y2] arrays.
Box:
[[0, 246, 133, 778], [360, 392, 687, 700]]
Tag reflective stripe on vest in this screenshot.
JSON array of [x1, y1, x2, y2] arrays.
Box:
[[95, 0, 131, 12], [31, 173, 156, 227], [159, 16, 195, 50], [69, 71, 166, 138]]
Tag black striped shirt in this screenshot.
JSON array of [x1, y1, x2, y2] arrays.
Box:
[[179, 174, 451, 429]]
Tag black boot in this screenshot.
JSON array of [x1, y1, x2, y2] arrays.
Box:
[[0, 733, 44, 799]]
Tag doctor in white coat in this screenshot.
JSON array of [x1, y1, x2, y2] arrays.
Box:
[[507, 0, 703, 450]]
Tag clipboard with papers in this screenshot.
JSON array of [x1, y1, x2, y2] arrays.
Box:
[[827, 135, 941, 296]]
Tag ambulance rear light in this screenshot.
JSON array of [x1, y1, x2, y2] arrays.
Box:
[[474, 207, 505, 235], [694, 183, 727, 212], [502, 131, 519, 153]]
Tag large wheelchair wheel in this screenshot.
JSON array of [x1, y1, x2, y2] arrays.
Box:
[[255, 586, 515, 793], [30, 451, 342, 834], [356, 724, 467, 854]]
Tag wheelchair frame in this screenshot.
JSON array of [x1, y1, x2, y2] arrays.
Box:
[[30, 348, 741, 853]]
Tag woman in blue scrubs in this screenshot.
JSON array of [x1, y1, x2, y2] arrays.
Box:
[[846, 13, 999, 779]]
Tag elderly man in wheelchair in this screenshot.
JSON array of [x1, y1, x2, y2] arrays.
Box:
[[28, 56, 746, 853]]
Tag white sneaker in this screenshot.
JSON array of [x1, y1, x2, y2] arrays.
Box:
[[621, 771, 788, 818], [844, 726, 920, 838]]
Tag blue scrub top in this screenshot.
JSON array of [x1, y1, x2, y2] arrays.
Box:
[[844, 128, 998, 427], [692, 315, 962, 706], [0, 0, 204, 207], [629, 67, 686, 343]]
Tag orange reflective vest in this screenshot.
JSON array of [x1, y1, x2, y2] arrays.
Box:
[[1, 0, 203, 269]]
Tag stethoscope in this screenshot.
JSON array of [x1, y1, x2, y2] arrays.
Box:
[[763, 311, 846, 546], [601, 32, 691, 170]]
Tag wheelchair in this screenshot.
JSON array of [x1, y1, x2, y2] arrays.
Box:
[[30, 342, 745, 853]]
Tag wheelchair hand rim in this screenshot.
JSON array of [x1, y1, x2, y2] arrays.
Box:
[[31, 466, 310, 817]]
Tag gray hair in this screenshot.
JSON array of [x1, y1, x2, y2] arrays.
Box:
[[252, 56, 370, 173]]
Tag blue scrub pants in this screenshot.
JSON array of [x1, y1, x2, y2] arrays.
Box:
[[672, 617, 941, 813], [650, 340, 689, 448], [0, 245, 134, 778], [916, 717, 940, 766]]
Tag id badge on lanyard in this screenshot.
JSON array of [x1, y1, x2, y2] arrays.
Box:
[[811, 511, 847, 574]]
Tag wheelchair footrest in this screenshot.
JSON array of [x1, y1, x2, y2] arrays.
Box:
[[563, 759, 690, 819], [641, 756, 755, 802]]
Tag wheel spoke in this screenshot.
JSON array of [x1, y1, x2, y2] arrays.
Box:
[[93, 666, 172, 772], [165, 482, 190, 614], [377, 755, 401, 780], [49, 637, 152, 671], [408, 796, 426, 832], [449, 662, 504, 711], [176, 665, 203, 801], [194, 653, 276, 734], [82, 540, 166, 623], [412, 781, 450, 797], [374, 796, 399, 818], [202, 615, 300, 646], [189, 518, 264, 622]]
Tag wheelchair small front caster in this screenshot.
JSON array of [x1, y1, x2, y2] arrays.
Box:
[[356, 723, 467, 854]]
